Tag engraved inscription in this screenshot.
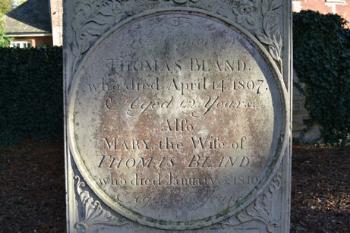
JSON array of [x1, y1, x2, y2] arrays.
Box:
[[69, 12, 285, 228]]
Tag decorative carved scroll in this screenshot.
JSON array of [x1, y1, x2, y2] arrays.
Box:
[[217, 171, 282, 233], [232, 0, 283, 69], [74, 176, 128, 233], [70, 0, 283, 74]]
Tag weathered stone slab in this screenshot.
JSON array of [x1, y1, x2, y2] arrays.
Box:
[[64, 1, 292, 233]]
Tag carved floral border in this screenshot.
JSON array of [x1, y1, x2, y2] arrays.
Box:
[[74, 175, 129, 233], [232, 0, 283, 69], [73, 170, 282, 232], [216, 170, 282, 233], [70, 0, 283, 75]]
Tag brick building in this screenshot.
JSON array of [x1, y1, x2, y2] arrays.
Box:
[[4, 0, 63, 47], [49, 0, 63, 46], [292, 0, 350, 25], [4, 0, 52, 48]]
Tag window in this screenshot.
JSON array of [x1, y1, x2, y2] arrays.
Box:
[[10, 41, 32, 48], [325, 0, 346, 3]]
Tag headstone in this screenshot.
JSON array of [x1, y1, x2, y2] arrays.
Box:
[[64, 1, 292, 233]]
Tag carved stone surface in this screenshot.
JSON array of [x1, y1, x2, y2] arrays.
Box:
[[64, 1, 292, 233]]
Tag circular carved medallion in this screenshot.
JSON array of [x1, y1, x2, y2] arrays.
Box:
[[68, 11, 287, 229]]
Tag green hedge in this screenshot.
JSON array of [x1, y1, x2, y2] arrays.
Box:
[[0, 47, 63, 146], [294, 11, 350, 144]]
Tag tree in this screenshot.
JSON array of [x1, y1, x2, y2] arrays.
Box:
[[0, 0, 11, 15], [0, 20, 10, 47], [0, 0, 11, 47], [11, 0, 26, 9]]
